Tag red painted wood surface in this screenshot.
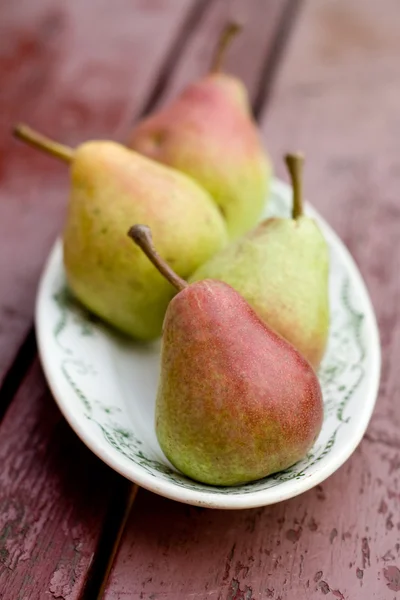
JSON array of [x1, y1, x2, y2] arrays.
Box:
[[148, 0, 289, 112], [0, 359, 123, 600], [104, 1, 400, 599]]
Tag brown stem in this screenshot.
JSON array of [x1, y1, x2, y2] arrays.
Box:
[[210, 21, 242, 73], [285, 153, 305, 219], [128, 225, 188, 292], [13, 123, 74, 164]]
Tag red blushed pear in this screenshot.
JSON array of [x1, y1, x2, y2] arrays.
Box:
[[127, 23, 272, 241], [13, 124, 228, 341], [128, 225, 324, 487], [190, 153, 330, 370]]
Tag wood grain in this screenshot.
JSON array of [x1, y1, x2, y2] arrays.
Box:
[[105, 1, 400, 598], [101, 453, 399, 600], [0, 0, 202, 390], [0, 359, 123, 600]]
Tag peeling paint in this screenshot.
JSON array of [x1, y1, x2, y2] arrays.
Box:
[[277, 517, 285, 529], [316, 485, 326, 501], [319, 580, 330, 594], [227, 578, 254, 600], [285, 528, 302, 543], [308, 518, 318, 532], [383, 566, 400, 592], [378, 499, 388, 514], [361, 537, 371, 568], [388, 489, 400, 501], [223, 544, 236, 581], [235, 561, 249, 578], [299, 554, 304, 579], [382, 550, 395, 562], [386, 513, 394, 531], [388, 454, 400, 474]]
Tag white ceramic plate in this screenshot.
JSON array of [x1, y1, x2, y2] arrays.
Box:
[[35, 178, 381, 510]]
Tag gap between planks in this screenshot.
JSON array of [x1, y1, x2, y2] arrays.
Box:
[[0, 327, 36, 423], [81, 484, 139, 600], [253, 0, 303, 119], [136, 0, 214, 119]]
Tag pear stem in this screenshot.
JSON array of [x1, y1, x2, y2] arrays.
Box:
[[285, 153, 304, 219], [13, 123, 74, 164], [128, 225, 188, 292], [210, 21, 242, 73]]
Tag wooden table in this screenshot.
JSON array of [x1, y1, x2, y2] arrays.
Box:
[[0, 1, 398, 598]]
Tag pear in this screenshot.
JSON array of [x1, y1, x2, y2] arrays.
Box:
[[190, 153, 330, 370], [13, 124, 228, 340], [129, 224, 324, 487], [127, 23, 272, 240]]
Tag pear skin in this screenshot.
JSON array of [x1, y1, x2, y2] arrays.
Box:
[[127, 25, 272, 240], [62, 141, 228, 340], [156, 279, 324, 486], [190, 154, 330, 369], [190, 217, 329, 369]]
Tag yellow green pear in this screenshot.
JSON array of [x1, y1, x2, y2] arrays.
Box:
[[190, 154, 330, 369], [13, 124, 228, 340], [127, 23, 272, 240]]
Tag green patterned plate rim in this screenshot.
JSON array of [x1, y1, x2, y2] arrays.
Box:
[[35, 178, 381, 509]]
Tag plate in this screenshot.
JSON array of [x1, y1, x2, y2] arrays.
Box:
[[35, 178, 381, 510]]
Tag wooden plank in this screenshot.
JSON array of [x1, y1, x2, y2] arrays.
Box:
[[0, 0, 203, 389], [145, 0, 290, 112], [0, 359, 125, 600], [105, 1, 400, 599], [99, 458, 397, 600]]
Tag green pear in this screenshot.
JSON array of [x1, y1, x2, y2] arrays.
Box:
[[127, 23, 272, 240], [13, 124, 228, 340], [190, 154, 330, 369], [129, 225, 324, 486]]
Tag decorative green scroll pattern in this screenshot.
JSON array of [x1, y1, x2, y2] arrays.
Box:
[[50, 190, 367, 496], [51, 275, 365, 496]]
